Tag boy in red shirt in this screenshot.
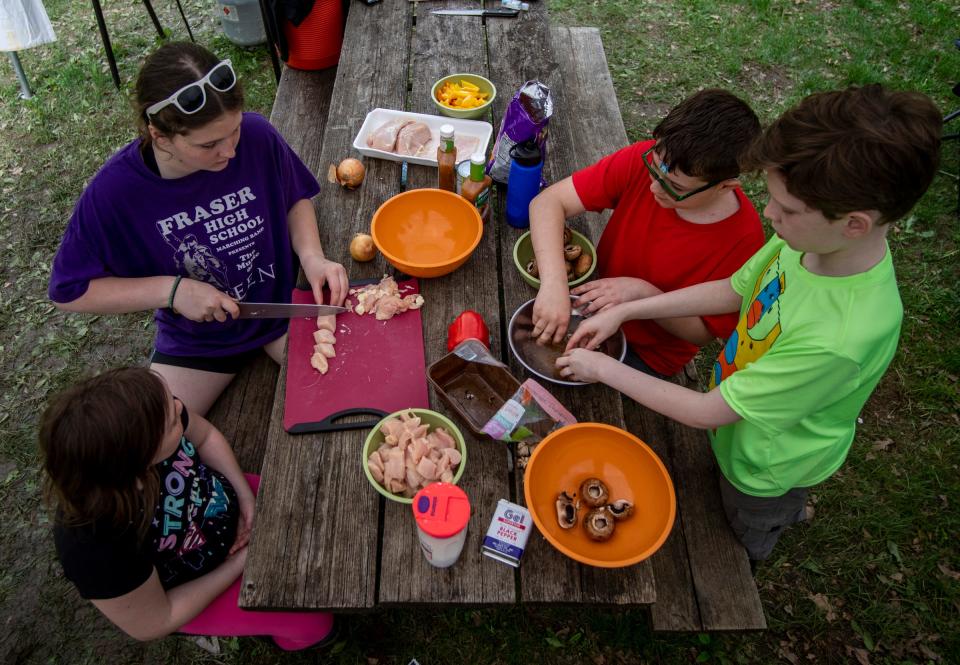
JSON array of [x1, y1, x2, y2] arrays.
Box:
[[529, 89, 764, 377]]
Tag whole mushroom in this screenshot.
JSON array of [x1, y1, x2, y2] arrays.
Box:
[[583, 507, 616, 541], [579, 477, 609, 507], [526, 258, 539, 279], [563, 244, 582, 261], [556, 491, 578, 529]]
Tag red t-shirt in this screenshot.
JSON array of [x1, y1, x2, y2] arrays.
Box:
[[571, 139, 764, 376]]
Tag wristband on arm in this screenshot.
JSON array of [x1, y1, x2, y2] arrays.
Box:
[[168, 276, 183, 312]]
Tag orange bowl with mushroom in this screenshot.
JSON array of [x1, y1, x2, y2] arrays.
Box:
[[523, 422, 675, 568]]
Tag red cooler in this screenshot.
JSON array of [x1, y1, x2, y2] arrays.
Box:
[[284, 0, 343, 70]]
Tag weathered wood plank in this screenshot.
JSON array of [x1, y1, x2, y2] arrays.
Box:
[[623, 395, 702, 631], [377, 1, 515, 605], [484, 15, 654, 603], [662, 375, 766, 631], [205, 354, 279, 474], [240, 0, 413, 611]]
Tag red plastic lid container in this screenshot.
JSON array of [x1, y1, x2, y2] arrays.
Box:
[[412, 483, 470, 538], [283, 0, 343, 71]]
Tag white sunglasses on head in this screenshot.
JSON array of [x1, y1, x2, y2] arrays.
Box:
[[145, 59, 237, 119]]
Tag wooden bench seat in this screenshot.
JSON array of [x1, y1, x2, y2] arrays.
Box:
[[549, 25, 766, 632], [204, 65, 338, 474]]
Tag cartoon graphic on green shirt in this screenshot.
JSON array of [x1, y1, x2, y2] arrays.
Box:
[[710, 251, 786, 389]]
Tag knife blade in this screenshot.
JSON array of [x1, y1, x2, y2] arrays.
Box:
[[431, 8, 519, 17], [237, 302, 349, 319]]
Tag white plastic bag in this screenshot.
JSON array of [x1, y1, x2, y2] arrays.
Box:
[[0, 0, 57, 51]]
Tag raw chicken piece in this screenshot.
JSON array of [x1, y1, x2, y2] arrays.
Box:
[[381, 418, 405, 439], [313, 329, 336, 344], [395, 121, 433, 157], [454, 134, 480, 162], [416, 456, 438, 482], [367, 451, 385, 484], [350, 276, 425, 320], [440, 470, 454, 484], [367, 117, 412, 152], [310, 353, 329, 374], [316, 315, 336, 332], [314, 342, 336, 359]]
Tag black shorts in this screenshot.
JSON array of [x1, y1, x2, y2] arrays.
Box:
[[150, 348, 262, 374]]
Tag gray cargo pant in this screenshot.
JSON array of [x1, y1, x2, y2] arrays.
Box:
[[718, 472, 809, 562]]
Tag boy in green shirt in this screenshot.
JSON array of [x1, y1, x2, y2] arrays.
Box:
[[558, 84, 942, 565]]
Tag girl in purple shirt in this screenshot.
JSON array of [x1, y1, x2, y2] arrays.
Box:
[[49, 42, 347, 414]]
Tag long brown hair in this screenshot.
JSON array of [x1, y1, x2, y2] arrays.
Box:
[[134, 41, 245, 146], [745, 84, 942, 223], [39, 367, 169, 536]]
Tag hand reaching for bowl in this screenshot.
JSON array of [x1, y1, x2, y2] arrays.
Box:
[[565, 306, 623, 352], [531, 283, 571, 345], [555, 347, 607, 383], [571, 277, 661, 316]]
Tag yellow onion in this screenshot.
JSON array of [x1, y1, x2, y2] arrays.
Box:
[[335, 158, 365, 189], [349, 233, 376, 262]]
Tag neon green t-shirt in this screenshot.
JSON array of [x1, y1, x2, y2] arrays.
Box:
[[708, 236, 902, 497]]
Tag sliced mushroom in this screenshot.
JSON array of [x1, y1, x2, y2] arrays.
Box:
[[607, 499, 634, 521], [526, 258, 539, 278], [583, 507, 615, 541], [579, 477, 609, 507], [562, 226, 573, 245], [563, 243, 582, 261], [556, 491, 577, 529]]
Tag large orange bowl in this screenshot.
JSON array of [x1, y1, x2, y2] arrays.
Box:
[[370, 189, 483, 278], [523, 423, 676, 568]]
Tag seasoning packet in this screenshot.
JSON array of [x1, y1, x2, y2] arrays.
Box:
[[486, 80, 554, 184], [481, 378, 576, 467]]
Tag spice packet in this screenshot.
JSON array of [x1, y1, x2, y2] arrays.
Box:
[[486, 80, 553, 184], [481, 378, 576, 467]]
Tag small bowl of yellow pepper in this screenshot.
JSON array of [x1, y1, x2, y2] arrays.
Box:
[[431, 73, 496, 120]]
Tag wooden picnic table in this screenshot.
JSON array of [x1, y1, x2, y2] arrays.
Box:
[[227, 0, 766, 631]]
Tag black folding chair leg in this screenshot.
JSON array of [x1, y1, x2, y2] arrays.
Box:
[[90, 0, 121, 89], [141, 0, 165, 38], [174, 0, 195, 41]]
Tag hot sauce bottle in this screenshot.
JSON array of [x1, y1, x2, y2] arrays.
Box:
[[460, 152, 493, 222], [437, 124, 457, 192]]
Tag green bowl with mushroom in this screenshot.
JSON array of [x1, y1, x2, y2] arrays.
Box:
[[513, 229, 597, 290]]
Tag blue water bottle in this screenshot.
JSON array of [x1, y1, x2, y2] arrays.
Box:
[[505, 139, 543, 228]]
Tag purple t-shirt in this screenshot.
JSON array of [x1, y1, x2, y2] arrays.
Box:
[[49, 112, 321, 357]]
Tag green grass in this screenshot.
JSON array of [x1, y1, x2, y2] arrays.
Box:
[[1, 0, 959, 663]]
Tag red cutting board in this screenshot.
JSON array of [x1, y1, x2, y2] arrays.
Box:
[[283, 278, 429, 433]]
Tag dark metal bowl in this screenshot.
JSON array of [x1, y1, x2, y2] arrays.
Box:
[[507, 296, 627, 386]]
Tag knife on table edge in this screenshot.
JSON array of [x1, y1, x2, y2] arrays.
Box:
[[237, 302, 349, 319], [431, 8, 520, 17]]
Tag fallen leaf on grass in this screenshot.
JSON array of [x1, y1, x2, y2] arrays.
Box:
[[778, 642, 799, 664], [918, 643, 941, 661], [872, 438, 894, 451], [937, 562, 960, 581], [850, 647, 871, 665], [808, 593, 837, 621]]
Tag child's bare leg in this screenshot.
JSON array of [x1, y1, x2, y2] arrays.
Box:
[[263, 333, 287, 364], [149, 363, 235, 416]]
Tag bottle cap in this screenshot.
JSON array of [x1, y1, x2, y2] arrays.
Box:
[[439, 124, 455, 138], [509, 139, 541, 166], [412, 483, 470, 539], [470, 152, 486, 165]]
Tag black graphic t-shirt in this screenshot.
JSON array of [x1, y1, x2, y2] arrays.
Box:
[[54, 411, 239, 599]]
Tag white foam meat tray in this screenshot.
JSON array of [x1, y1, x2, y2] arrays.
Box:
[[352, 108, 494, 167]]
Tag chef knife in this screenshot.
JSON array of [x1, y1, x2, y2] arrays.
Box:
[[431, 8, 519, 17], [237, 302, 349, 319]]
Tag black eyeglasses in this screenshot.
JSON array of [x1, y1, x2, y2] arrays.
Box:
[[641, 146, 721, 201], [145, 60, 237, 119]]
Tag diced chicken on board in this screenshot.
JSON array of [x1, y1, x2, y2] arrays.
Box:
[[316, 315, 336, 332], [313, 329, 336, 345], [314, 342, 336, 359], [310, 353, 329, 374]]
